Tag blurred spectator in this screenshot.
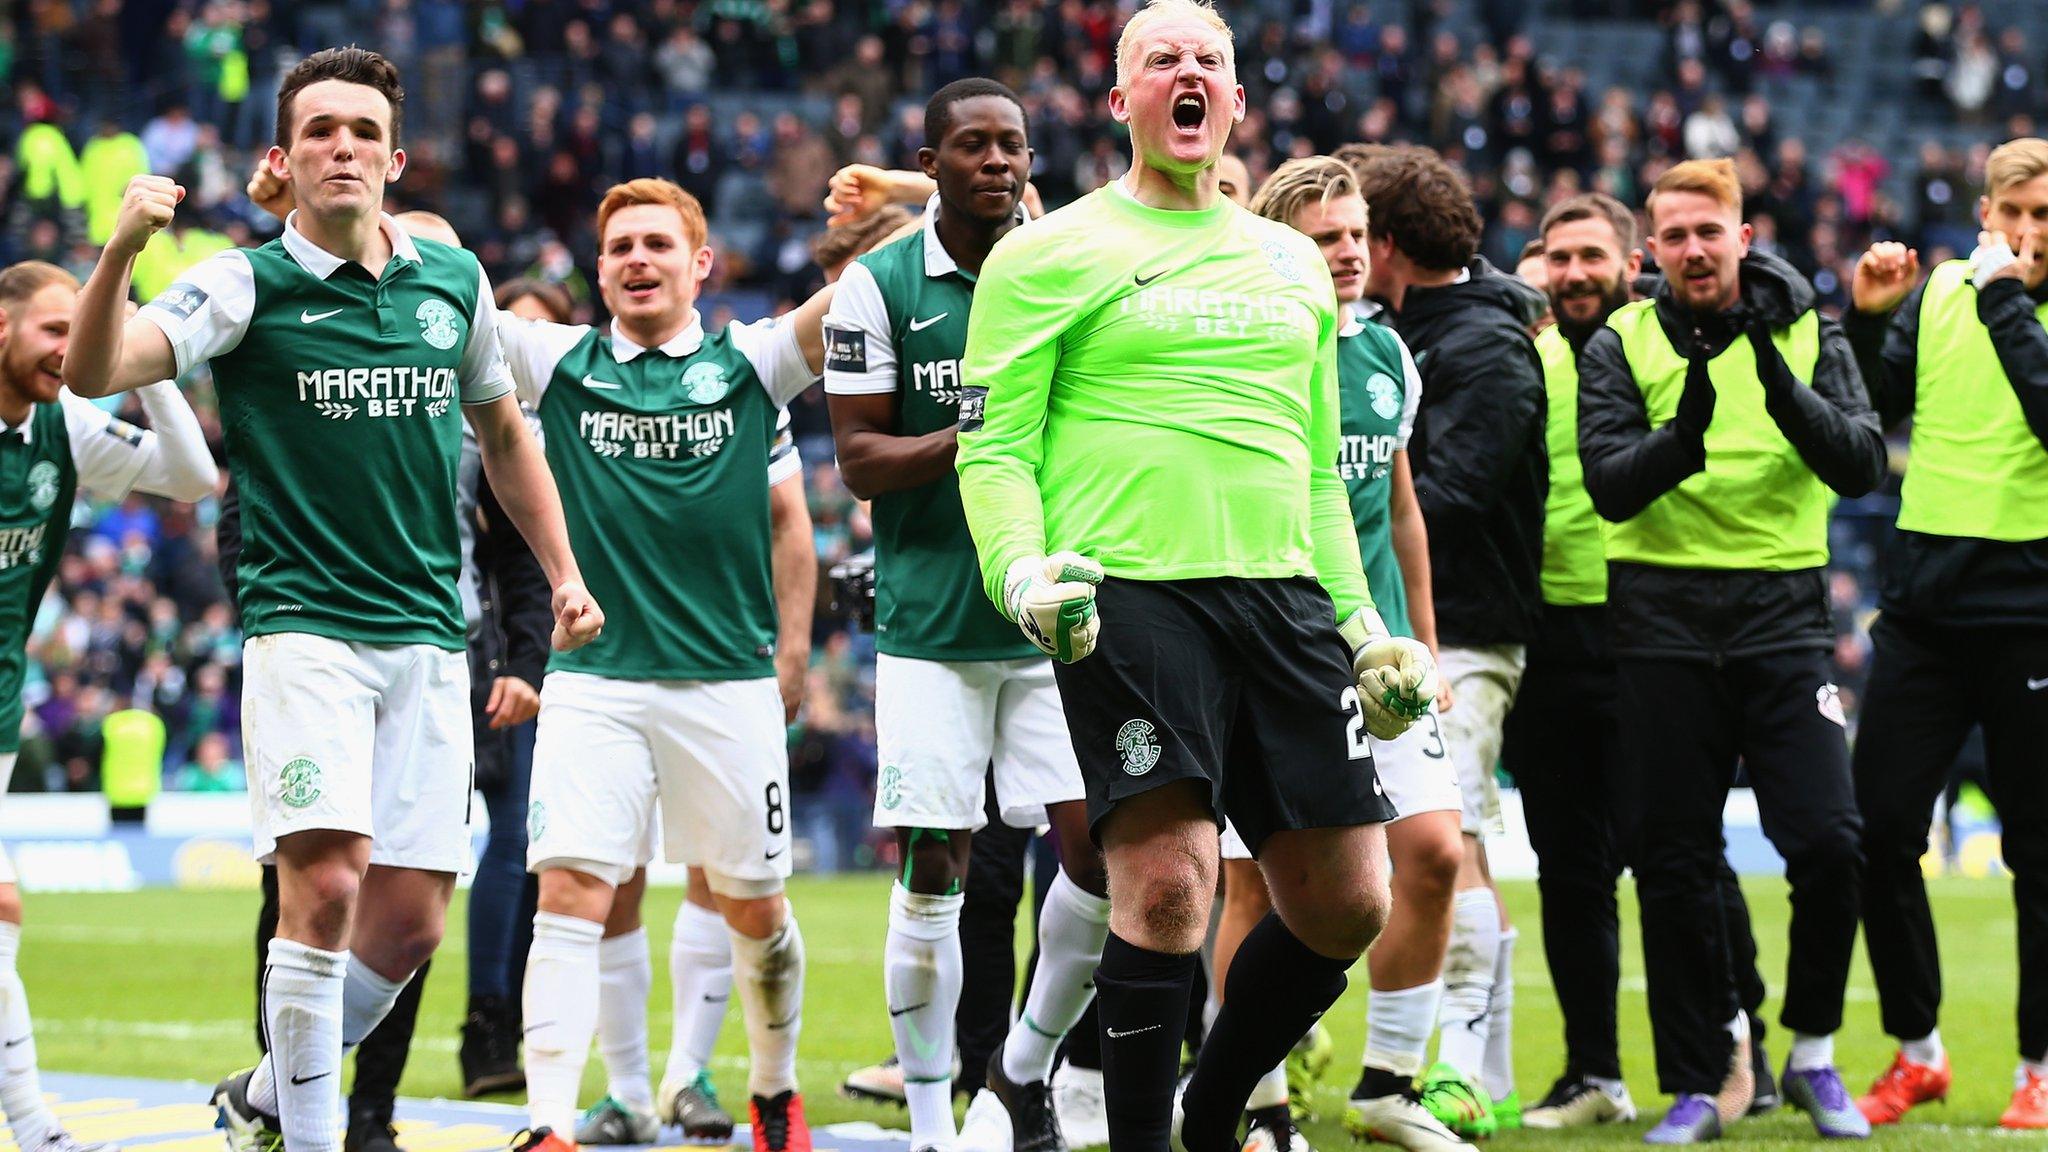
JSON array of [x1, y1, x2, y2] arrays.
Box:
[[179, 732, 244, 793], [78, 120, 147, 247], [141, 102, 200, 175]]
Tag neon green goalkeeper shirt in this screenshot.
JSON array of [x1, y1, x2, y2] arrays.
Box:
[[955, 182, 1373, 621]]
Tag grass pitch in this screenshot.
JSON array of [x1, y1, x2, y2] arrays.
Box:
[[24, 874, 2027, 1149]]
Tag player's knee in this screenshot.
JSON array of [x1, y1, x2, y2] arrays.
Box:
[[900, 828, 966, 895], [708, 877, 787, 940], [1114, 859, 1211, 950], [1300, 880, 1390, 960], [1397, 826, 1463, 902], [536, 864, 616, 922]]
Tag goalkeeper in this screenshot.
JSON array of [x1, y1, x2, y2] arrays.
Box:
[[954, 2, 1433, 1147]]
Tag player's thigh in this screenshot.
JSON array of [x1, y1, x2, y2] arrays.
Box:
[[651, 677, 792, 898], [1854, 616, 1978, 840], [874, 653, 1000, 832], [242, 633, 381, 865], [1051, 578, 1239, 843], [1435, 644, 1526, 839], [1224, 578, 1396, 857], [0, 753, 16, 889], [368, 643, 478, 875], [527, 671, 657, 887], [1973, 627, 2048, 859], [1733, 650, 1861, 863], [989, 657, 1087, 831]]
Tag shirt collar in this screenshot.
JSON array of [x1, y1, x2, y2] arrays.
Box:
[[921, 192, 1029, 279], [609, 313, 705, 362], [1341, 300, 1383, 337], [0, 413, 33, 444], [281, 211, 423, 280]]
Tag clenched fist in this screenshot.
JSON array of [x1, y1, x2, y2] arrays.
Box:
[[1851, 242, 1920, 315], [551, 579, 605, 652], [110, 175, 185, 259]]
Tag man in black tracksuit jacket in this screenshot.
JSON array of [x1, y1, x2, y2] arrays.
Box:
[[1578, 159, 1886, 1143], [1839, 137, 2048, 1131], [1511, 196, 1777, 1131], [1353, 144, 1546, 1122]]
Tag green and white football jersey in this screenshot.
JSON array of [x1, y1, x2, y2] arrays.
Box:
[[0, 390, 206, 751], [823, 196, 1038, 662], [1338, 304, 1424, 639], [500, 313, 815, 681], [140, 213, 513, 651]]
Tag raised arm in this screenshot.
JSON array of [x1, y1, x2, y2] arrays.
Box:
[[65, 176, 186, 397]]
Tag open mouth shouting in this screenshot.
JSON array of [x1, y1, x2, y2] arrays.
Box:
[[1172, 92, 1207, 133], [621, 277, 662, 304]]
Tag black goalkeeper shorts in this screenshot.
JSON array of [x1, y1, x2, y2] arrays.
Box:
[[1051, 575, 1396, 855]]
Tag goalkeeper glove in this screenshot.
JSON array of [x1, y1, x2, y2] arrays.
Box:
[[1338, 607, 1437, 740], [1003, 551, 1104, 663], [1972, 234, 2019, 289]]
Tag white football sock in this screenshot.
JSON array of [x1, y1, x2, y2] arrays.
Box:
[[524, 911, 605, 1133], [886, 884, 964, 1145], [1482, 928, 1517, 1099], [1788, 1032, 1834, 1072], [1364, 979, 1442, 1079], [0, 922, 51, 1150], [1435, 888, 1501, 1078], [1247, 1063, 1290, 1110], [731, 911, 805, 1098], [1902, 1030, 1943, 1066], [340, 959, 407, 1049], [255, 938, 348, 1152], [665, 901, 733, 1086], [1003, 872, 1111, 1084], [598, 928, 655, 1113], [2022, 1058, 2048, 1085]]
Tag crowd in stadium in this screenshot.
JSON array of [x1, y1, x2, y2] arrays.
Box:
[[8, 0, 2037, 810], [0, 0, 2044, 1150]]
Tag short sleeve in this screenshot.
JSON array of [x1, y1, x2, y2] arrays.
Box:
[[136, 250, 255, 378], [497, 316, 593, 409], [458, 264, 516, 406], [1393, 332, 1423, 450], [729, 315, 820, 407], [60, 390, 153, 499], [822, 261, 899, 397], [768, 407, 802, 486]]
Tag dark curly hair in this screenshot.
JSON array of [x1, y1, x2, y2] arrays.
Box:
[[276, 46, 405, 149], [1350, 146, 1483, 272]]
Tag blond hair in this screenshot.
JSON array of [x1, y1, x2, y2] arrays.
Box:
[[596, 178, 709, 251], [1248, 156, 1360, 229], [1986, 138, 2048, 198], [1647, 157, 1742, 219], [0, 261, 78, 310], [1115, 0, 1234, 88]]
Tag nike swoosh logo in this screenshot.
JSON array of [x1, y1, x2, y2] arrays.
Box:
[[581, 375, 622, 390], [523, 1021, 554, 1035], [764, 847, 785, 860], [1106, 1024, 1163, 1039], [1134, 270, 1168, 286], [300, 308, 344, 324], [908, 313, 948, 332], [2, 1036, 27, 1048], [289, 1071, 332, 1085], [890, 1002, 929, 1017], [767, 1014, 799, 1031], [702, 993, 729, 1003], [2029, 676, 2048, 691]]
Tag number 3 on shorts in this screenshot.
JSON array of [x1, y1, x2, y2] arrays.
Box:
[[1339, 686, 1369, 760]]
